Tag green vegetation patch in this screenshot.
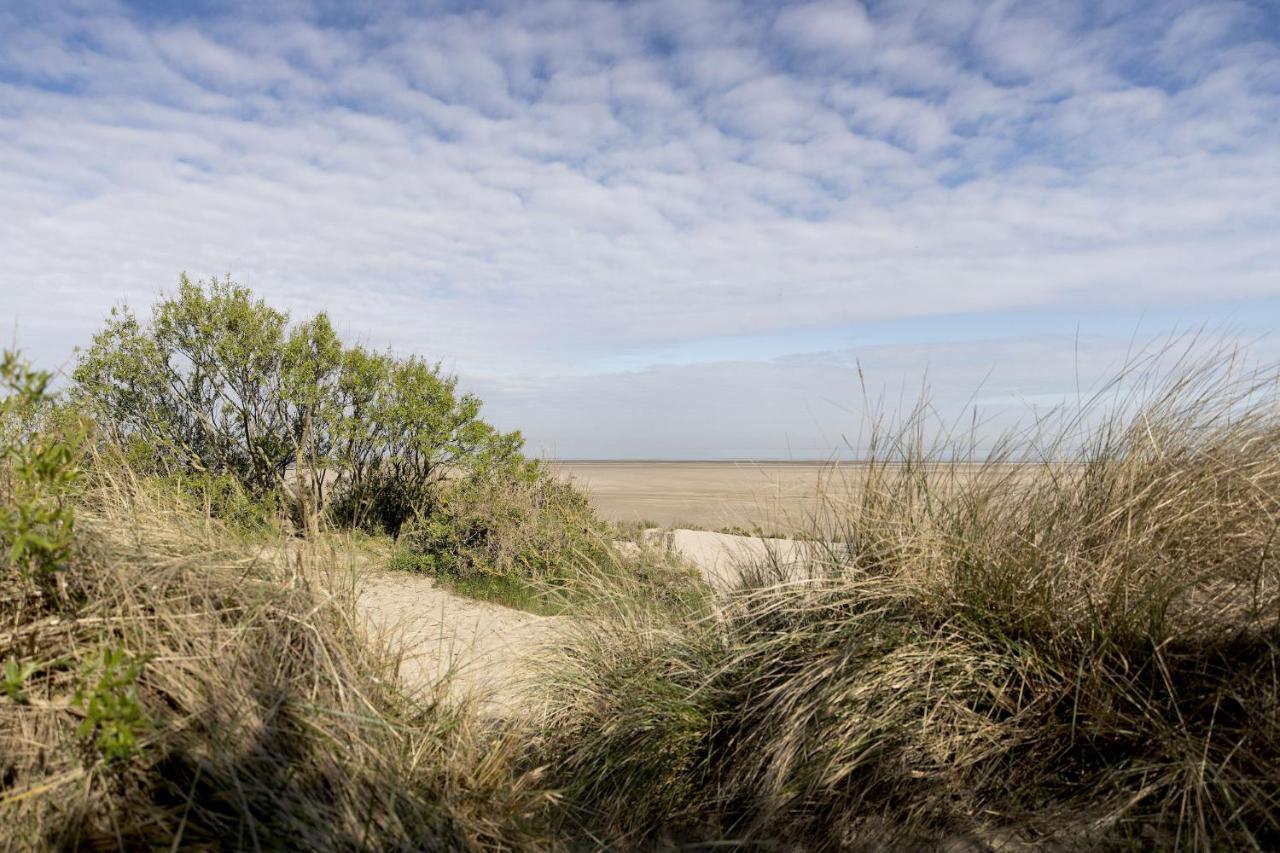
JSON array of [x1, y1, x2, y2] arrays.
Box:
[[73, 275, 525, 537]]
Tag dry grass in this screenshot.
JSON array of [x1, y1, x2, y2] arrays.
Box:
[[537, 344, 1280, 849], [5, 342, 1280, 851], [0, 457, 552, 850]]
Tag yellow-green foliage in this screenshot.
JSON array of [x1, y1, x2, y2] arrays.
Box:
[[0, 352, 82, 589], [398, 459, 610, 582], [71, 645, 149, 764], [73, 276, 525, 535], [155, 470, 282, 533]]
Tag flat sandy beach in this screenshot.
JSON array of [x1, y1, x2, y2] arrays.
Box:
[[555, 460, 1042, 531], [554, 461, 858, 530]]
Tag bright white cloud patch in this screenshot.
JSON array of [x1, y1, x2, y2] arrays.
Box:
[[1, 0, 1277, 456]]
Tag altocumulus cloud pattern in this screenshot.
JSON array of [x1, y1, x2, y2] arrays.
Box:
[[2, 0, 1278, 456]]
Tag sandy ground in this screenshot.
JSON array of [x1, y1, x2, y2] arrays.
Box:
[[648, 528, 815, 591], [349, 528, 815, 710], [556, 461, 1034, 531], [556, 461, 846, 530], [357, 570, 562, 714]]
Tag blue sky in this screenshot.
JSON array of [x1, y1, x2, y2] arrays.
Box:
[[1, 0, 1278, 458]]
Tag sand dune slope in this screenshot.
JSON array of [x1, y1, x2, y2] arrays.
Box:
[[357, 571, 562, 714]]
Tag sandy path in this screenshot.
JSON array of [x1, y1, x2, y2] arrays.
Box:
[[349, 528, 822, 712], [357, 571, 562, 714]]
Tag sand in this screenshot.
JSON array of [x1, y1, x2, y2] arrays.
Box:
[[357, 570, 562, 714], [350, 528, 816, 710], [555, 461, 843, 530], [646, 528, 813, 591], [557, 460, 1041, 532]]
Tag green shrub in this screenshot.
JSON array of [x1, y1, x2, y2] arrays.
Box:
[[157, 470, 282, 533], [1, 351, 84, 606], [399, 460, 609, 583], [73, 276, 524, 536]]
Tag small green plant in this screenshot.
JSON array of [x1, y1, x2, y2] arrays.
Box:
[[72, 645, 150, 764], [2, 656, 37, 704]]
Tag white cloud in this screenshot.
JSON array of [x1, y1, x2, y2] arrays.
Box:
[[0, 0, 1277, 455], [773, 1, 874, 58]]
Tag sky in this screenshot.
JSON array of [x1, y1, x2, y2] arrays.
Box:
[[1, 0, 1278, 458]]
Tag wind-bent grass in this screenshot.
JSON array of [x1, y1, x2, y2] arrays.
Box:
[[0, 457, 551, 850], [537, 344, 1280, 849]]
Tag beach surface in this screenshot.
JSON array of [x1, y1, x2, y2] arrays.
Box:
[[554, 460, 843, 530]]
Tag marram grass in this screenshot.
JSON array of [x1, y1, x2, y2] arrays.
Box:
[[537, 346, 1280, 849], [0, 457, 552, 850]]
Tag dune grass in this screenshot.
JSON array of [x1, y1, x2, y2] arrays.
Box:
[[535, 345, 1280, 849], [0, 452, 552, 850]]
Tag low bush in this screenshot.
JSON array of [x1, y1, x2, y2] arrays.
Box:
[[418, 461, 608, 580], [155, 470, 283, 533], [390, 460, 612, 609], [0, 352, 84, 610]]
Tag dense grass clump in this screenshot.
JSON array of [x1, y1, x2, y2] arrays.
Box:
[[539, 348, 1280, 849]]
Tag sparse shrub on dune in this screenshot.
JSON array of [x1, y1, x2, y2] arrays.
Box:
[[70, 277, 674, 617], [398, 458, 607, 581], [538, 345, 1280, 849], [73, 275, 525, 537], [390, 457, 636, 613]]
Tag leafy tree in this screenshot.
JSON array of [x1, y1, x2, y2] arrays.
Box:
[[75, 278, 291, 493], [325, 345, 525, 534], [74, 276, 523, 534]]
